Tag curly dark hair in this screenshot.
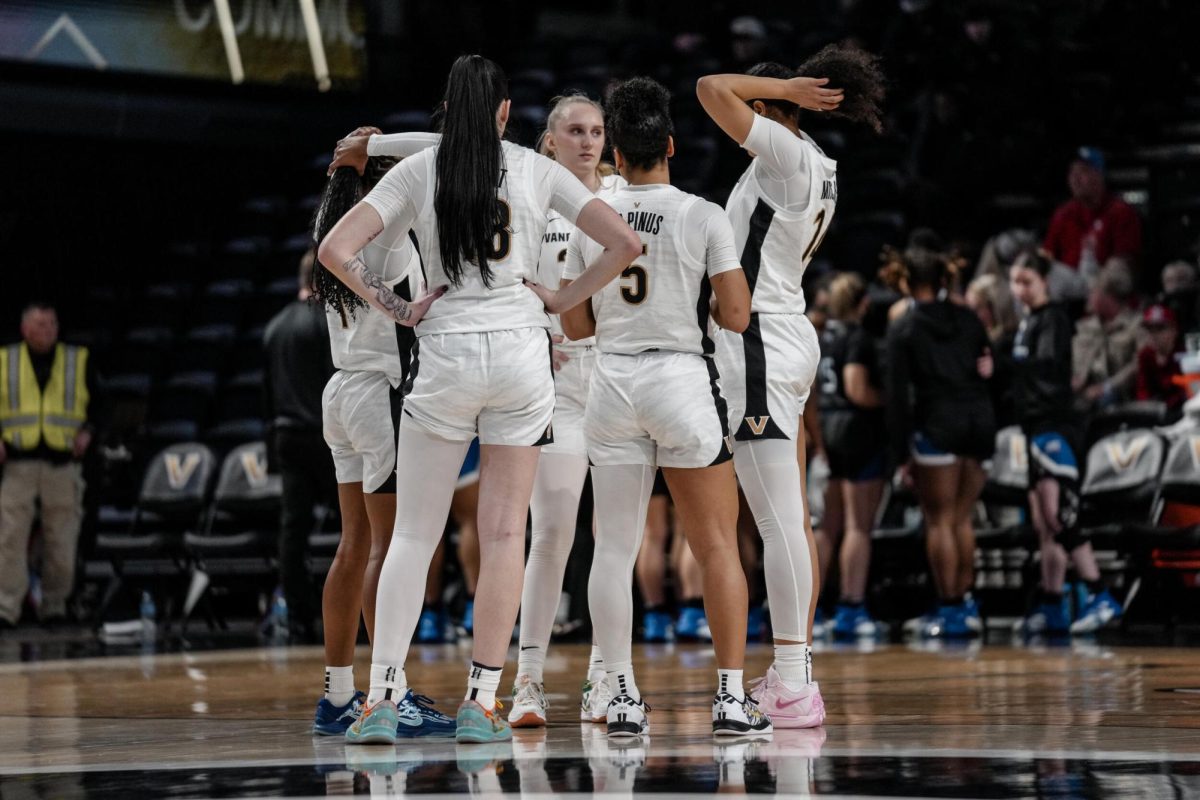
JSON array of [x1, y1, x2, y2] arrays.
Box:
[[311, 156, 398, 323], [605, 77, 673, 171], [797, 43, 886, 134], [745, 61, 800, 122]]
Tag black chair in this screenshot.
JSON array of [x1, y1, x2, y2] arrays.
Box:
[[176, 325, 237, 373], [205, 372, 266, 450], [975, 426, 1036, 616], [110, 326, 175, 377], [141, 283, 195, 330], [1122, 431, 1200, 627], [182, 442, 281, 631], [145, 371, 218, 451], [86, 442, 218, 627], [194, 278, 254, 327], [1085, 401, 1169, 451]]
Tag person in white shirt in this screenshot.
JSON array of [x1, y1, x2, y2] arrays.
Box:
[[318, 54, 640, 746], [696, 46, 884, 728], [308, 155, 454, 737], [530, 76, 766, 738]]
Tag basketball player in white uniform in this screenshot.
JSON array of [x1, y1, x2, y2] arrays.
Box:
[[318, 55, 640, 746], [330, 98, 628, 729], [531, 76, 769, 739], [697, 47, 884, 728]]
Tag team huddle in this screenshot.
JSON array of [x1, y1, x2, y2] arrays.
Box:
[[309, 50, 884, 744]]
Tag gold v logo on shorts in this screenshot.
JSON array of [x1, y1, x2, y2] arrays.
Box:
[[744, 416, 770, 436], [164, 452, 202, 490]]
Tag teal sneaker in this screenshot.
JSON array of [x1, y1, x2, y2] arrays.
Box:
[[345, 699, 399, 745], [456, 699, 512, 743]]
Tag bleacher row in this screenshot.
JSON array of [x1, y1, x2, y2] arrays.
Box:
[[83, 411, 1200, 634]]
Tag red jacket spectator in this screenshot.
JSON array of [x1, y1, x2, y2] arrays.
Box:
[[1043, 148, 1142, 269], [1134, 304, 1187, 411]]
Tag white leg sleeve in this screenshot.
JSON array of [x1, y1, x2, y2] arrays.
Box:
[[587, 463, 655, 671], [734, 438, 815, 643], [518, 452, 590, 670], [371, 424, 470, 667]]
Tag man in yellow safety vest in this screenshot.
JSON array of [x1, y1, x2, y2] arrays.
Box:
[[0, 303, 99, 628]]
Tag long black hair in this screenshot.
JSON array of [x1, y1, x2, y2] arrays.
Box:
[[605, 77, 673, 171], [796, 44, 886, 134], [434, 54, 509, 287], [311, 157, 397, 323]]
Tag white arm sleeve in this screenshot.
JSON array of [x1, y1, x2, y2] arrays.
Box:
[[741, 113, 811, 183], [360, 150, 429, 232], [366, 132, 442, 158], [684, 201, 741, 277], [531, 154, 594, 224]]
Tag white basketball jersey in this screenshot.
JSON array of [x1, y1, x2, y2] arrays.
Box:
[[536, 172, 626, 348], [362, 140, 594, 336], [726, 114, 838, 315], [566, 184, 741, 356], [325, 225, 418, 383]]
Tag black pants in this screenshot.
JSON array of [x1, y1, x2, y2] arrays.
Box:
[[273, 427, 336, 633]]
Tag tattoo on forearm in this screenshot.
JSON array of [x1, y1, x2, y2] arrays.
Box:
[[343, 254, 412, 322]]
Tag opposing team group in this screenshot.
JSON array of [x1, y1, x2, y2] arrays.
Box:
[[308, 48, 884, 744]]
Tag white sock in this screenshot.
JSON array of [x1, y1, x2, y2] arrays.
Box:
[[717, 668, 745, 702], [774, 643, 812, 688], [517, 645, 546, 684], [466, 661, 503, 708], [588, 644, 605, 682], [367, 663, 406, 705], [324, 665, 356, 706], [606, 661, 640, 701]]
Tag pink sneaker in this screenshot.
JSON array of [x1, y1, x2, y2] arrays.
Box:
[[748, 666, 825, 728]]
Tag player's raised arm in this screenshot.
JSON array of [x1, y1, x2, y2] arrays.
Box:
[[696, 73, 842, 144]]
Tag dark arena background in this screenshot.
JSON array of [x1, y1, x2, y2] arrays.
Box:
[[2, 1, 1200, 798]]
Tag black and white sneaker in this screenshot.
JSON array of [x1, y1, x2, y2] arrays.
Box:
[[606, 694, 650, 738], [712, 691, 773, 737]]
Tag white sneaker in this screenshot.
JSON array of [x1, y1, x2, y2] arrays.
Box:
[[581, 674, 611, 723], [606, 694, 650, 738], [507, 675, 547, 728], [712, 692, 774, 737]]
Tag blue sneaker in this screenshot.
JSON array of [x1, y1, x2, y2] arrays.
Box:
[[832, 605, 882, 639], [462, 601, 475, 635], [416, 608, 444, 643], [456, 699, 512, 743], [345, 699, 399, 745], [676, 607, 707, 640], [961, 595, 983, 635], [1070, 589, 1122, 634], [642, 610, 673, 643], [920, 606, 970, 638], [397, 690, 457, 737], [1015, 598, 1072, 636], [747, 605, 767, 642], [312, 690, 366, 736], [812, 607, 831, 638]]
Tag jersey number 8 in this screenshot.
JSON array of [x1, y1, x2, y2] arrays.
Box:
[[487, 199, 513, 261], [620, 244, 649, 304]]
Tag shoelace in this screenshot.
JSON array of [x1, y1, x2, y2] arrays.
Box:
[[408, 693, 448, 720]]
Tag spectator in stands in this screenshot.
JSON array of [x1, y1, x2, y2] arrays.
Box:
[[0, 302, 100, 628], [1160, 260, 1198, 337], [1071, 259, 1142, 413], [1043, 147, 1142, 277], [264, 251, 337, 641], [966, 273, 1019, 428], [1135, 303, 1187, 414]]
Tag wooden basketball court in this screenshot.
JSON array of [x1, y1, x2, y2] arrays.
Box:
[[1, 639, 1198, 797]]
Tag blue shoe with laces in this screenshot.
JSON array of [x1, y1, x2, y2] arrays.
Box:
[[312, 690, 366, 736], [396, 689, 456, 738], [832, 605, 882, 639], [1069, 589, 1122, 634], [416, 608, 444, 643]]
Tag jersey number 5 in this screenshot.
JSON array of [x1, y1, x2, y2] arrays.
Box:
[[487, 199, 513, 261], [620, 244, 649, 304]]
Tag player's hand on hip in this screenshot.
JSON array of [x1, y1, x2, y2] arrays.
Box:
[[329, 132, 375, 176], [550, 334, 572, 371], [72, 429, 92, 460], [524, 279, 562, 313], [786, 77, 844, 112], [399, 285, 447, 327]]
